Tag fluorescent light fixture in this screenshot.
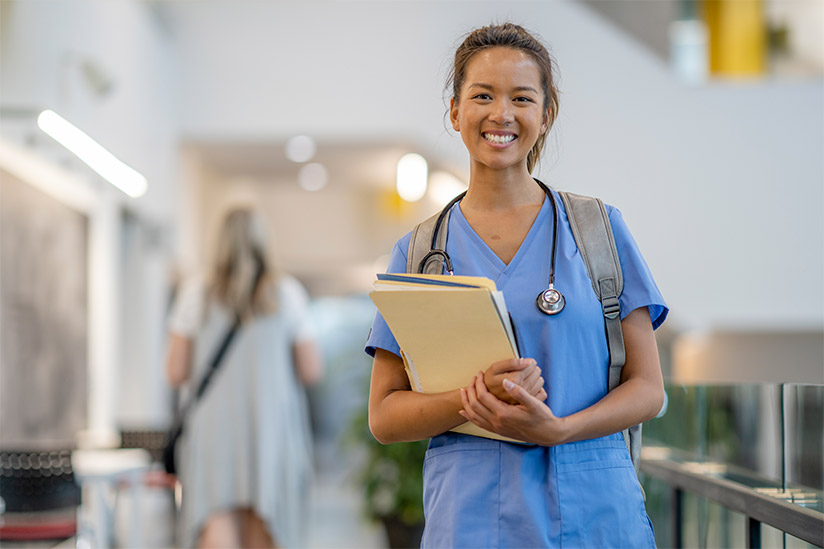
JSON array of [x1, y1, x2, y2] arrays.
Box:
[[37, 109, 147, 198], [396, 153, 427, 202], [298, 162, 327, 191], [285, 135, 316, 163], [429, 170, 467, 205]]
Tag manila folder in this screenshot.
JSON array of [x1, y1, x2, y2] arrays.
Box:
[[369, 288, 523, 443]]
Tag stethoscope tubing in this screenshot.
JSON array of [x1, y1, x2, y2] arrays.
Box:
[[421, 179, 565, 315]]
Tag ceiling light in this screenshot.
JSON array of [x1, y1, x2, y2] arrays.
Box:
[[285, 135, 316, 163], [396, 153, 427, 202], [298, 163, 327, 191], [37, 109, 147, 198]]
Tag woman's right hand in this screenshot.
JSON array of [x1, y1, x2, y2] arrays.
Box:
[[483, 358, 546, 405]]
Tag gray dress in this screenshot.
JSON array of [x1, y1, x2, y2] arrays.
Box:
[[169, 275, 314, 548]]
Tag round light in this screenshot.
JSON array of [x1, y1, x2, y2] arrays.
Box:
[[285, 135, 316, 163], [396, 153, 427, 202], [298, 163, 327, 191]]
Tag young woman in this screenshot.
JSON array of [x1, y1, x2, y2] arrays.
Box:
[[365, 23, 668, 547], [167, 208, 322, 548]]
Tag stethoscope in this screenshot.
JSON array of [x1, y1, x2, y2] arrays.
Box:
[[418, 178, 565, 316]]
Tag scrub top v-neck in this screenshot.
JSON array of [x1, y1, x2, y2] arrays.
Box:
[[450, 195, 550, 281], [365, 189, 668, 548]]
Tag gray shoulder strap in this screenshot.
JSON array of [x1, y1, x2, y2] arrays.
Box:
[[407, 209, 450, 274], [560, 191, 642, 476], [558, 192, 623, 299], [559, 191, 625, 381]]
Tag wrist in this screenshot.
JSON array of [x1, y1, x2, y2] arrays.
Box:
[[537, 415, 573, 447]]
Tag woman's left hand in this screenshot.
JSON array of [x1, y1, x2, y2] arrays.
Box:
[[459, 373, 568, 446]]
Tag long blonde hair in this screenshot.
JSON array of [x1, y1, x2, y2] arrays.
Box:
[[209, 208, 277, 319]]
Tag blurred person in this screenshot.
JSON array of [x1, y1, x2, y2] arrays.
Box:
[[166, 207, 321, 548], [366, 23, 667, 547]]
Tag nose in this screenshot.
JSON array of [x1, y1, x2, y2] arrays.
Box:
[[489, 98, 514, 125]]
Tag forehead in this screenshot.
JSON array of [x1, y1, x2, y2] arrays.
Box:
[[463, 47, 542, 89]]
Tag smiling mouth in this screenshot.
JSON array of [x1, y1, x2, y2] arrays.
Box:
[[482, 133, 517, 144]]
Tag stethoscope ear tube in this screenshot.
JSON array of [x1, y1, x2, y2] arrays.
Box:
[[420, 179, 565, 315]]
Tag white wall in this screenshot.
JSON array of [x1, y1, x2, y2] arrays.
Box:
[[169, 0, 823, 332]]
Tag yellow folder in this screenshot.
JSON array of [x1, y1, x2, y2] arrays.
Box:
[[369, 274, 524, 442]]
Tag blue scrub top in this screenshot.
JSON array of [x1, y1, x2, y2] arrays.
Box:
[[365, 189, 668, 548]]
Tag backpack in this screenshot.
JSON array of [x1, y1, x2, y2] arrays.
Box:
[[405, 191, 642, 476]]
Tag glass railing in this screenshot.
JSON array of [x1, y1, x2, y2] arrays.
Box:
[[641, 383, 823, 548]]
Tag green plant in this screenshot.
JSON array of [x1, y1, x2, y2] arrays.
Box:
[[346, 407, 428, 525]]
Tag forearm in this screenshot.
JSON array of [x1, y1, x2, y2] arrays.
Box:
[[369, 387, 466, 443], [368, 348, 468, 443], [545, 376, 664, 446]]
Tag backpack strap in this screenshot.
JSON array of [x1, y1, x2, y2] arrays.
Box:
[[559, 191, 642, 477], [558, 192, 625, 377], [407, 209, 451, 275]]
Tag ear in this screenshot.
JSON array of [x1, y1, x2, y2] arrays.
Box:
[[450, 97, 460, 132]]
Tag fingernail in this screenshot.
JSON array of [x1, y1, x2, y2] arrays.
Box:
[[503, 379, 514, 391]]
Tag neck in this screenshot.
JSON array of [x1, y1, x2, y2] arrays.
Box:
[[463, 165, 544, 211]]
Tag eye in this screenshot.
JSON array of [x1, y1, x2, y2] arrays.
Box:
[[471, 93, 492, 101], [513, 96, 536, 103]]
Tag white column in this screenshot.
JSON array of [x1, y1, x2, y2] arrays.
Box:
[[85, 188, 121, 448]]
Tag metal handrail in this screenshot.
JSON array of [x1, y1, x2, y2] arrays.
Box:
[[640, 452, 824, 548]]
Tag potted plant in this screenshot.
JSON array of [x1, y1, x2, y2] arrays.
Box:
[[347, 406, 427, 549]]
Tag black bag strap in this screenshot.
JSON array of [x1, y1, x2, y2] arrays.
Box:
[[174, 256, 265, 426]]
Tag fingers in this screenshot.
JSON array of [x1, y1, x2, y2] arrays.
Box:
[[517, 365, 545, 399], [490, 357, 535, 375], [503, 379, 543, 411], [460, 379, 495, 432]]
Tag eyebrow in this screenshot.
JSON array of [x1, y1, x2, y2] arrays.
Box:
[[468, 83, 540, 94]]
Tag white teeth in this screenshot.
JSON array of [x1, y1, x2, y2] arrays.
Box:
[[483, 133, 515, 144]]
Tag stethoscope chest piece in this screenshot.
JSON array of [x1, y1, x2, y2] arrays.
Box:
[[536, 286, 565, 315]]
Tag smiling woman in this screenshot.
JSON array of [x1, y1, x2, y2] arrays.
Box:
[[365, 22, 668, 548]]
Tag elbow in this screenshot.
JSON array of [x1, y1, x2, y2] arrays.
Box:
[[166, 368, 185, 389], [644, 384, 666, 422], [368, 410, 395, 445], [368, 416, 389, 445]]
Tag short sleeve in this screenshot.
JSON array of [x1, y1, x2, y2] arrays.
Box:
[[607, 206, 669, 330], [364, 236, 411, 358], [168, 277, 206, 337], [279, 275, 315, 342]]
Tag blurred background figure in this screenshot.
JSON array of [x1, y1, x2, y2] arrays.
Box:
[[166, 206, 322, 548]]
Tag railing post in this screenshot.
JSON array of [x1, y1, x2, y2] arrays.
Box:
[[746, 516, 761, 549], [671, 487, 683, 549]]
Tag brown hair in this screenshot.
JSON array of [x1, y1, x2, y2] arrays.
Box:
[[447, 23, 560, 173]]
